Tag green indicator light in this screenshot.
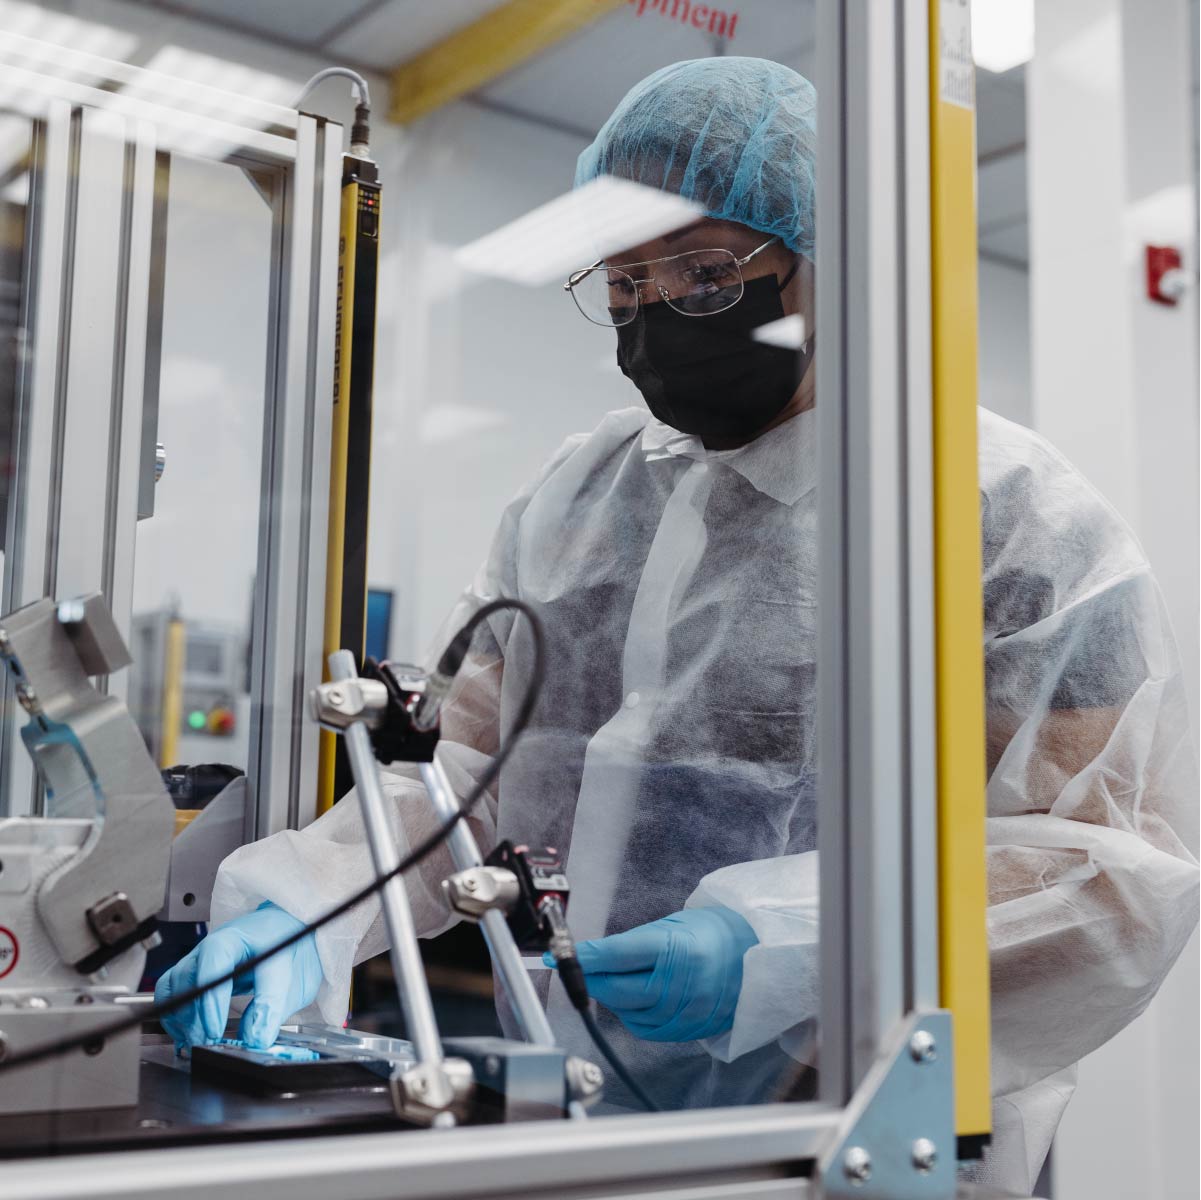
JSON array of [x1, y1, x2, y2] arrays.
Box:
[[187, 710, 206, 730]]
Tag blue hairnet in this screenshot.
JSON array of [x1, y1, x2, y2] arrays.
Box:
[[575, 57, 816, 260]]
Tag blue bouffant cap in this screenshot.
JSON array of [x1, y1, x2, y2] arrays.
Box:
[[575, 57, 817, 260]]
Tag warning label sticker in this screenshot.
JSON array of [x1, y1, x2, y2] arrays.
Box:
[[0, 926, 18, 980], [939, 0, 975, 110]]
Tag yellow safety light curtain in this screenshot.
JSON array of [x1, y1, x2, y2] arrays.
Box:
[[930, 0, 992, 1145], [318, 157, 381, 814]]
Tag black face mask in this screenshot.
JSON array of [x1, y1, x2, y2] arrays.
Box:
[[616, 272, 813, 444]]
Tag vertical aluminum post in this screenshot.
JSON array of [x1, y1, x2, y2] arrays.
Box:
[[816, 0, 941, 1104]]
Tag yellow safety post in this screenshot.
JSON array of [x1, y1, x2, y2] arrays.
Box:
[[159, 614, 186, 769], [390, 0, 625, 124], [930, 0, 992, 1146]]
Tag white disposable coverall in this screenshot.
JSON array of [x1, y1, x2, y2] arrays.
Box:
[[213, 405, 1198, 1195]]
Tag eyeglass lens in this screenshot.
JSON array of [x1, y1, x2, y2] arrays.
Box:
[[571, 248, 746, 327]]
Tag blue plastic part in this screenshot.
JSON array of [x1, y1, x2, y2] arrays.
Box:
[[211, 1037, 321, 1063]]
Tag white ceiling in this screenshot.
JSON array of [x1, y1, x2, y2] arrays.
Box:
[[135, 0, 1029, 262]]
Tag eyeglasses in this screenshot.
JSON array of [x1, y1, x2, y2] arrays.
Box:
[[563, 236, 782, 328]]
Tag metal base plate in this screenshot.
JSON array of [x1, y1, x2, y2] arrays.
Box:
[[0, 1041, 408, 1158]]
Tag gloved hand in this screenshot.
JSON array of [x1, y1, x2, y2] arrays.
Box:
[[548, 906, 758, 1042], [154, 903, 323, 1052]]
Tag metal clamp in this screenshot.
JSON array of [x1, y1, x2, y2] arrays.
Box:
[[817, 1012, 955, 1198], [390, 1057, 475, 1125], [442, 866, 521, 920], [309, 677, 389, 730]]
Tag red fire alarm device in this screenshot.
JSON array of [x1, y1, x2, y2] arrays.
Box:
[[1145, 244, 1186, 306]]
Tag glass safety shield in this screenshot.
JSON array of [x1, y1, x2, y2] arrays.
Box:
[[0, 2, 1005, 1198]]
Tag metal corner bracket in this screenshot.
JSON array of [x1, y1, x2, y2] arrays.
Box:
[[818, 1011, 956, 1199]]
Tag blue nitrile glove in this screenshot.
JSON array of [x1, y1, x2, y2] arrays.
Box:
[[546, 906, 758, 1042], [154, 902, 323, 1052]]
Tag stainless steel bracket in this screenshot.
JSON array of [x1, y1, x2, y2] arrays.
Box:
[[442, 865, 521, 920], [817, 1011, 956, 1199]]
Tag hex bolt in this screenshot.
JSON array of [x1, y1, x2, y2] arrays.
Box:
[[843, 1146, 872, 1184], [908, 1029, 937, 1063], [912, 1138, 938, 1174]]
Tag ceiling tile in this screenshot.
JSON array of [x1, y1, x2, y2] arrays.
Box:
[[327, 0, 514, 71], [476, 1, 815, 138], [164, 0, 373, 44]]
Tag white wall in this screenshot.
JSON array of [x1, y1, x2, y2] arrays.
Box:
[[368, 101, 648, 661], [978, 256, 1033, 427], [1028, 0, 1200, 1197]]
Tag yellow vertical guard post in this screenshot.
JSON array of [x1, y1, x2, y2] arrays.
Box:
[[930, 0, 992, 1150], [158, 613, 186, 770], [317, 151, 381, 814]]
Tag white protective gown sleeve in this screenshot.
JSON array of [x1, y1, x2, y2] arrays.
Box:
[[208, 437, 585, 1026], [685, 412, 1199, 1190]]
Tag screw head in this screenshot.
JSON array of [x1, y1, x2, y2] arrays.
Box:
[[463, 877, 478, 892], [583, 1062, 603, 1085], [410, 1076, 426, 1094], [912, 1137, 938, 1174], [843, 1146, 872, 1184], [327, 687, 345, 706], [57, 599, 87, 626], [909, 1029, 937, 1063]]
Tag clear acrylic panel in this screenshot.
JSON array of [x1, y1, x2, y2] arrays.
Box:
[[343, 0, 825, 1116], [126, 153, 275, 775]]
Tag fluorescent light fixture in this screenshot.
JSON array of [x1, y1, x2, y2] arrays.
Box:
[[455, 176, 705, 288], [971, 0, 1034, 73], [752, 313, 808, 350], [0, 2, 139, 108], [108, 46, 299, 161]]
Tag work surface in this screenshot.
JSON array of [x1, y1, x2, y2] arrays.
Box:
[[0, 1040, 407, 1157]]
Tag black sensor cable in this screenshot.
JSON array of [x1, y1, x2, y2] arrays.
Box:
[[542, 898, 660, 1114]]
